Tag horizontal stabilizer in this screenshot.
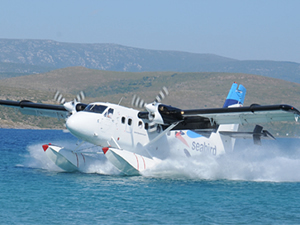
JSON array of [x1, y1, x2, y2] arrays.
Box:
[[219, 125, 275, 145]]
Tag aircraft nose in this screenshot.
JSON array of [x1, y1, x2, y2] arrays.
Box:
[[65, 112, 106, 146], [66, 113, 89, 138]]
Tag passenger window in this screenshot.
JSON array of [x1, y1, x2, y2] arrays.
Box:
[[145, 123, 149, 130], [121, 117, 126, 124], [138, 121, 143, 128], [128, 118, 132, 126]]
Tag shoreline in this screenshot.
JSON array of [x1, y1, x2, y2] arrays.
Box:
[[0, 120, 64, 130]]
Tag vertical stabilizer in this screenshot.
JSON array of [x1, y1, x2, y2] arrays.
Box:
[[223, 82, 246, 108], [218, 83, 247, 152]]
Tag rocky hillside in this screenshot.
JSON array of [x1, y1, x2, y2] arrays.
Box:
[[0, 67, 299, 136]]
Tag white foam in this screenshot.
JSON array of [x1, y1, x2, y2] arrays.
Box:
[[143, 139, 300, 182], [78, 154, 120, 175], [23, 143, 63, 172], [23, 139, 300, 181]]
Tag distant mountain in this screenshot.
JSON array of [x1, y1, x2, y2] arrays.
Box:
[[0, 39, 299, 83]]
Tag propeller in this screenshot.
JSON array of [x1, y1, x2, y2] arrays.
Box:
[[74, 91, 85, 103], [54, 91, 86, 113], [131, 87, 169, 125], [54, 91, 86, 105], [131, 86, 169, 108], [54, 91, 66, 104], [154, 86, 169, 103]]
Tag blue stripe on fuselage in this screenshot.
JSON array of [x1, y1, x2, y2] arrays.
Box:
[[186, 130, 202, 138]]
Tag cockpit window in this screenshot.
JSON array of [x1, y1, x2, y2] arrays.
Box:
[[104, 108, 114, 118], [83, 104, 107, 114]]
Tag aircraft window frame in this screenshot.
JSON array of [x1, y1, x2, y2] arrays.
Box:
[[83, 104, 107, 114]]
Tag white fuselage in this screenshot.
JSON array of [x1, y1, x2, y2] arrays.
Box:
[[66, 102, 232, 160]]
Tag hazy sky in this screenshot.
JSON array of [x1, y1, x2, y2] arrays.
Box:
[[1, 0, 300, 63]]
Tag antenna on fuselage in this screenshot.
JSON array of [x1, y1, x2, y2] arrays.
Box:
[[118, 97, 124, 105]]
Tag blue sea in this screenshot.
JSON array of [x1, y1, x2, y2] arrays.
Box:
[[1, 129, 300, 224]]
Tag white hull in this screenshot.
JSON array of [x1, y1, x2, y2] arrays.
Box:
[[43, 144, 87, 172], [103, 147, 158, 175], [42, 144, 158, 175]]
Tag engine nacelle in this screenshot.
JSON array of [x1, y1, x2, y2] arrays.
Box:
[[140, 103, 183, 125], [157, 104, 183, 124], [64, 102, 88, 113], [75, 103, 88, 112], [144, 102, 164, 124]]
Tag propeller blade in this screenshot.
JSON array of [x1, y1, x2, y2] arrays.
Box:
[[54, 91, 65, 104], [139, 99, 145, 108], [154, 86, 169, 103], [131, 94, 146, 108], [135, 96, 140, 107], [75, 91, 86, 102], [131, 87, 169, 109], [131, 94, 137, 106], [54, 90, 85, 106], [135, 96, 141, 107]]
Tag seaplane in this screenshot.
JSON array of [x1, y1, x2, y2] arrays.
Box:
[[0, 83, 299, 175]]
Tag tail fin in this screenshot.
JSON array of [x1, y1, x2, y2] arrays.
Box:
[[223, 82, 246, 108], [218, 83, 247, 152]]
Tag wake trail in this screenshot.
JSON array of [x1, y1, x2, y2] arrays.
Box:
[[143, 139, 300, 182], [22, 139, 300, 182]]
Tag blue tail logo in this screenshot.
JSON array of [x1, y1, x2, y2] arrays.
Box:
[[223, 83, 246, 108]]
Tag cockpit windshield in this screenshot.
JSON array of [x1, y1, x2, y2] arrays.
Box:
[[83, 104, 107, 114]]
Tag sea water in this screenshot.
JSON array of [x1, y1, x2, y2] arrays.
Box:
[[1, 129, 300, 224]]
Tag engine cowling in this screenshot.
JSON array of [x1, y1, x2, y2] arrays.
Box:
[[138, 103, 183, 125], [64, 102, 88, 113], [75, 103, 88, 112], [157, 104, 183, 124]]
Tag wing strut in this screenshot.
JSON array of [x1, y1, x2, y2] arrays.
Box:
[[107, 137, 122, 150], [143, 121, 181, 147]]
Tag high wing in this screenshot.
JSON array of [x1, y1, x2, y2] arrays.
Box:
[[182, 104, 300, 125], [135, 84, 300, 131], [0, 100, 69, 119], [154, 103, 300, 130]]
